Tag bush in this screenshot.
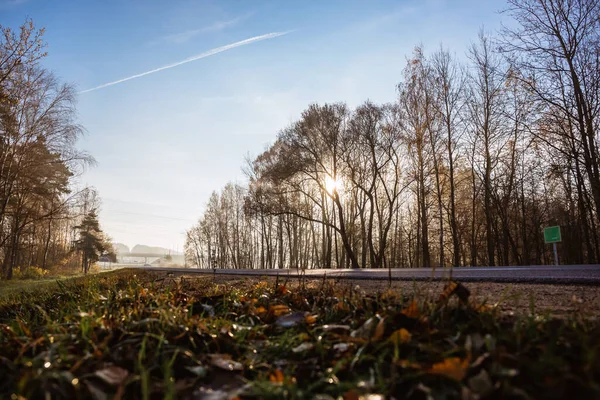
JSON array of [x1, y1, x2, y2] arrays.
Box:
[[12, 266, 49, 280], [50, 253, 81, 276]]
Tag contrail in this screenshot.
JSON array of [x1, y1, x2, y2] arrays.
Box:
[[80, 31, 291, 93]]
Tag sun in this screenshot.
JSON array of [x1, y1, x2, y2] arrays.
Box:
[[325, 174, 341, 194]]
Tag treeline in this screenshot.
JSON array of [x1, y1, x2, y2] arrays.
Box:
[[0, 21, 105, 279], [185, 0, 600, 269]]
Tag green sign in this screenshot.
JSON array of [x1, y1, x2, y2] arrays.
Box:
[[544, 226, 561, 243]]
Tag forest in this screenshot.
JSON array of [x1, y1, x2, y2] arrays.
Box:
[[185, 0, 600, 269], [0, 21, 109, 279]]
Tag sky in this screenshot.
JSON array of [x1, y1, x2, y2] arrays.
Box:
[[1, 0, 508, 252]]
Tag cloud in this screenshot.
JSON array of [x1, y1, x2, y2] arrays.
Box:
[[159, 13, 253, 44], [80, 31, 292, 94], [0, 0, 28, 8]]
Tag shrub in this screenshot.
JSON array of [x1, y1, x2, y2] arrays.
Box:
[[12, 266, 49, 280]]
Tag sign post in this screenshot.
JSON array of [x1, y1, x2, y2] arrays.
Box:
[[543, 226, 561, 266]]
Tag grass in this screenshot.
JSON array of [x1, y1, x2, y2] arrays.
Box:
[[0, 278, 62, 301], [0, 269, 598, 399], [0, 272, 91, 302]]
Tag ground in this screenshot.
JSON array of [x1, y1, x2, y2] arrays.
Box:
[[199, 274, 600, 319], [0, 270, 599, 399]]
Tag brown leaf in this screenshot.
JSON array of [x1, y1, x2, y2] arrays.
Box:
[[401, 301, 420, 319], [389, 328, 411, 345], [95, 365, 129, 386], [269, 369, 285, 384], [333, 301, 350, 312], [269, 304, 291, 317], [344, 390, 360, 400], [439, 281, 458, 303], [255, 306, 267, 314], [395, 359, 422, 369], [276, 285, 289, 295], [439, 281, 470, 304], [428, 357, 469, 381], [372, 318, 386, 342]]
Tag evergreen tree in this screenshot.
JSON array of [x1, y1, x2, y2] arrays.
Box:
[[74, 210, 106, 274]]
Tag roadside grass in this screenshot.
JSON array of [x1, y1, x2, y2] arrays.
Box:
[[0, 269, 598, 399], [0, 279, 61, 301], [0, 272, 92, 302]]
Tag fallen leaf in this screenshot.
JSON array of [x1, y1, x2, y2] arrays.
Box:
[[395, 359, 421, 369], [439, 281, 470, 304], [372, 318, 386, 341], [277, 285, 289, 295], [401, 301, 420, 319], [439, 281, 458, 303], [389, 328, 411, 345], [269, 369, 285, 384], [333, 343, 352, 353], [254, 281, 268, 290], [269, 304, 291, 317], [255, 306, 267, 314], [428, 357, 469, 381], [333, 301, 350, 312], [95, 365, 129, 386], [276, 312, 308, 328], [321, 324, 351, 333], [292, 342, 315, 353], [380, 289, 400, 301], [305, 314, 317, 325], [209, 354, 243, 371], [475, 303, 494, 313], [343, 390, 360, 400]]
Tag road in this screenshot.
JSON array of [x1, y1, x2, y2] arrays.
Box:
[[124, 264, 600, 285]]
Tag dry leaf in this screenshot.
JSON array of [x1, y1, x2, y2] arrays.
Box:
[[401, 301, 420, 318], [269, 304, 291, 317], [343, 390, 360, 400], [351, 316, 379, 339], [439, 281, 470, 305], [428, 357, 469, 381], [209, 354, 243, 371], [439, 281, 458, 303], [305, 315, 317, 325], [389, 328, 411, 345], [269, 369, 285, 384], [475, 303, 494, 313], [277, 285, 289, 295], [372, 318, 385, 341], [255, 306, 267, 315], [292, 342, 314, 353], [254, 281, 268, 290], [95, 365, 129, 386], [333, 301, 350, 312], [276, 312, 307, 328], [395, 359, 421, 369]]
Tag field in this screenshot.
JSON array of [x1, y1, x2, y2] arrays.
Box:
[[0, 270, 599, 399]]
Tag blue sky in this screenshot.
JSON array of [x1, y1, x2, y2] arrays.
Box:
[[2, 0, 507, 251]]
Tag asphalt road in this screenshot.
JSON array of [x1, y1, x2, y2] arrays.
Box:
[[125, 264, 600, 285]]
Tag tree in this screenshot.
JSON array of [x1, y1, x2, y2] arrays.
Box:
[[74, 210, 106, 274], [0, 19, 94, 279]]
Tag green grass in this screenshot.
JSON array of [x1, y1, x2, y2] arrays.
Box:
[[0, 272, 91, 302], [0, 269, 598, 399], [0, 278, 61, 301]]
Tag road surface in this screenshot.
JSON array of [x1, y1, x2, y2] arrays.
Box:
[[124, 264, 600, 285]]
